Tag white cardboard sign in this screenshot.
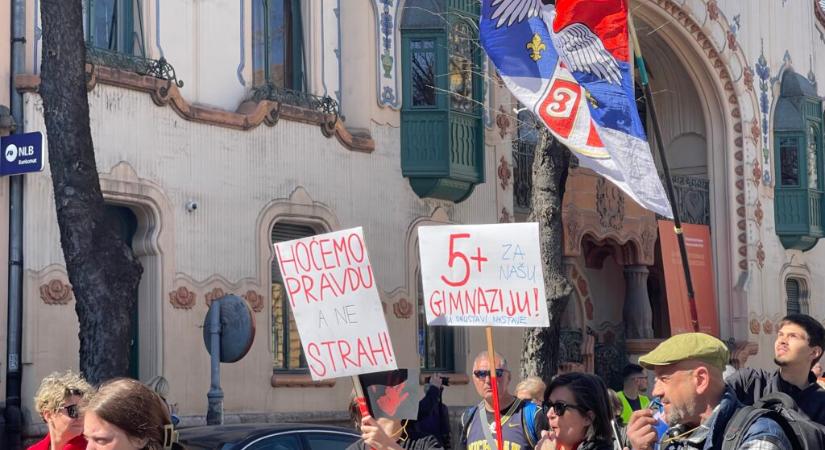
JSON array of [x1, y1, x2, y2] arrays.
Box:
[[418, 223, 549, 327], [274, 227, 397, 380]]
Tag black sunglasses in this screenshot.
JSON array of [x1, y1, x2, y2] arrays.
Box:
[[58, 404, 80, 419], [473, 369, 507, 379], [544, 401, 587, 416]]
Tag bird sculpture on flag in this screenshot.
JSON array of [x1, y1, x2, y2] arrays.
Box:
[[489, 0, 622, 85]]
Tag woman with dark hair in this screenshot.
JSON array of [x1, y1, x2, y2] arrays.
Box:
[[83, 378, 182, 450], [537, 372, 616, 450]]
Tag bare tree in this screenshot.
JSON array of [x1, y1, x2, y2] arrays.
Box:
[[39, 0, 142, 384], [520, 131, 573, 380]]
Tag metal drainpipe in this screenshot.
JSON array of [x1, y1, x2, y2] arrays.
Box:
[[5, 0, 26, 448]]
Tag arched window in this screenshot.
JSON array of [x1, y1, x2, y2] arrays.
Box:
[[271, 222, 318, 371], [785, 277, 809, 315]]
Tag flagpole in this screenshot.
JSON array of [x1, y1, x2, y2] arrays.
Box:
[[628, 15, 700, 333]]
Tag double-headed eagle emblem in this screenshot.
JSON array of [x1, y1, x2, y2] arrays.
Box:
[[490, 0, 622, 85]]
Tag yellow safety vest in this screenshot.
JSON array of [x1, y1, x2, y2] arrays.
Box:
[[617, 391, 650, 425]]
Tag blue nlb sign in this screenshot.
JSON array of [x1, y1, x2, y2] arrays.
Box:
[[1, 131, 44, 176]]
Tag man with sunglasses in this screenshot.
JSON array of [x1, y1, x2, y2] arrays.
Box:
[[625, 333, 792, 450], [460, 351, 548, 450], [29, 370, 93, 450]]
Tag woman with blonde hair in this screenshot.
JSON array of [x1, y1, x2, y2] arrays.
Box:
[[29, 370, 93, 450], [83, 378, 182, 450]]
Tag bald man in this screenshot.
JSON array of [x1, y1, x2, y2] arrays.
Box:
[[459, 351, 547, 450]]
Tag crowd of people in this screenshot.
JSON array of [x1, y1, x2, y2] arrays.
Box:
[[29, 374, 181, 450], [28, 313, 825, 450], [348, 313, 825, 450]]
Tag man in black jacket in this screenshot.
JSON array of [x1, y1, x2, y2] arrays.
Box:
[[726, 313, 825, 425]]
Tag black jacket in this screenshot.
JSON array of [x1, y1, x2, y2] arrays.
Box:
[[726, 367, 825, 425], [346, 435, 443, 450]]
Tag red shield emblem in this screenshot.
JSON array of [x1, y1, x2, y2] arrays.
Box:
[[538, 78, 581, 139]]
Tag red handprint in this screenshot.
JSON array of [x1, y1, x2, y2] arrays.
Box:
[[375, 381, 409, 416]]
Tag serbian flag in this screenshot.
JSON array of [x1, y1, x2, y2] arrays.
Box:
[[480, 0, 672, 218]]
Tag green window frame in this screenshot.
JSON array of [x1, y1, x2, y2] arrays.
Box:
[[252, 0, 305, 91], [271, 222, 318, 372], [417, 274, 455, 372], [84, 0, 143, 55]]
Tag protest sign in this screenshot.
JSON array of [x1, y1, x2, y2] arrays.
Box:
[[359, 368, 421, 421], [275, 227, 397, 380], [418, 223, 548, 327]]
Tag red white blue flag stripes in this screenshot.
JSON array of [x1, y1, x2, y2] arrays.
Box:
[[480, 0, 673, 218]]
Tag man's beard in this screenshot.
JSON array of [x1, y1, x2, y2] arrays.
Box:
[[667, 399, 698, 427], [774, 357, 789, 367]]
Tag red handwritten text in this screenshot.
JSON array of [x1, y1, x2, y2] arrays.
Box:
[[305, 331, 395, 378]]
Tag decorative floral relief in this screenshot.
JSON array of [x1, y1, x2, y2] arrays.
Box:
[[496, 106, 511, 139], [374, 0, 400, 108], [756, 242, 765, 269], [752, 159, 761, 186], [169, 286, 196, 310], [243, 290, 264, 313], [726, 31, 737, 52], [749, 318, 761, 335], [763, 319, 774, 335], [497, 156, 512, 190], [707, 0, 719, 20], [499, 207, 512, 223], [743, 66, 754, 91], [40, 279, 73, 305], [755, 40, 772, 186], [205, 287, 226, 307], [392, 297, 413, 319], [754, 200, 764, 226]]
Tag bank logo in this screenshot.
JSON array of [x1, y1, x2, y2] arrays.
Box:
[[5, 144, 17, 163]]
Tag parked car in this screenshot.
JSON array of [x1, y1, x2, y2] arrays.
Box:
[[177, 423, 360, 450]]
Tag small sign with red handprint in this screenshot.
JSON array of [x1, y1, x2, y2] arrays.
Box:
[[359, 368, 420, 420]]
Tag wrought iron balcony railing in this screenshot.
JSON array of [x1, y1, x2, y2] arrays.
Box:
[[85, 45, 184, 91], [248, 82, 339, 119]]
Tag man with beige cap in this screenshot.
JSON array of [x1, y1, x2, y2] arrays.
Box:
[[625, 333, 792, 450]]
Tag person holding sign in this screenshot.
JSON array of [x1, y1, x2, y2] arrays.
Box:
[[460, 352, 548, 450], [347, 416, 444, 450], [347, 369, 443, 450]]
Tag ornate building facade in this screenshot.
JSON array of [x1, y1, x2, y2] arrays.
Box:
[[0, 0, 823, 438]]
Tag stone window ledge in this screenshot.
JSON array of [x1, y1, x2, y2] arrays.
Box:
[[15, 67, 374, 153]]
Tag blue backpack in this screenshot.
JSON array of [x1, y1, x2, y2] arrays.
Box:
[[460, 399, 542, 447]]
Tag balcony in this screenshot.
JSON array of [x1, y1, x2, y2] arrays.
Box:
[[85, 45, 183, 90]]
